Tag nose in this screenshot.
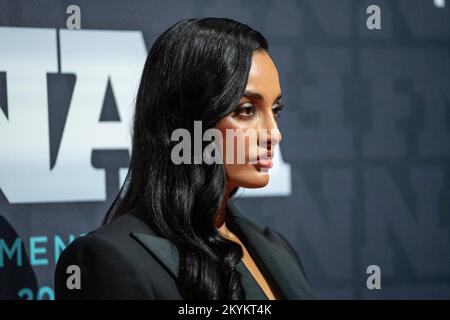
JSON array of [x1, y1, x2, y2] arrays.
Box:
[[258, 112, 282, 153]]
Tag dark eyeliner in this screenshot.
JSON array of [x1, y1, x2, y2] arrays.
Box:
[[235, 103, 256, 117], [273, 102, 285, 117]]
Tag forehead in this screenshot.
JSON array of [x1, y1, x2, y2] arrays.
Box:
[[245, 50, 281, 93]]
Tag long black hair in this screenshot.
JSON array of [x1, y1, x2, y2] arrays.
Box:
[[103, 17, 268, 300]]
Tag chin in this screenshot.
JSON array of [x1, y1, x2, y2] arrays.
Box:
[[247, 178, 269, 188], [232, 166, 271, 189]]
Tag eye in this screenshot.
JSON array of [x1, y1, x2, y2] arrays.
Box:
[[234, 103, 256, 118], [272, 102, 284, 118]]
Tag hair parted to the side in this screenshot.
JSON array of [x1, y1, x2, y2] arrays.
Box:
[[103, 17, 268, 300]]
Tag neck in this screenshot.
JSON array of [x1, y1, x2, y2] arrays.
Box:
[[214, 193, 229, 228], [214, 184, 234, 238]]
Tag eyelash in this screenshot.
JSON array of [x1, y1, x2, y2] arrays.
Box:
[[235, 102, 284, 119]]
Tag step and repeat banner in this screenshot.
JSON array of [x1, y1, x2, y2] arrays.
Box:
[[0, 0, 449, 299]]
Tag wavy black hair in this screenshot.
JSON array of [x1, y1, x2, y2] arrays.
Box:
[[103, 17, 268, 300]]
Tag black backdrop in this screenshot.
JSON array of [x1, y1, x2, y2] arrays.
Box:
[[0, 0, 449, 299]]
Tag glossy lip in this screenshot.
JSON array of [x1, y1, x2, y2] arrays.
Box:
[[257, 158, 273, 169], [252, 151, 274, 169]]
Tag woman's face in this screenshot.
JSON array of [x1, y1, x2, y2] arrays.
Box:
[[215, 50, 283, 191]]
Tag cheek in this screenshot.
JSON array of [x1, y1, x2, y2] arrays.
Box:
[[216, 117, 269, 188], [216, 119, 259, 164]]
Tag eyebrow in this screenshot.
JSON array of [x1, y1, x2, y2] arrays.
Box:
[[242, 90, 282, 102]]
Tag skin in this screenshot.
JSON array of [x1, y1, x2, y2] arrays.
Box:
[[215, 49, 283, 192], [214, 49, 283, 300]]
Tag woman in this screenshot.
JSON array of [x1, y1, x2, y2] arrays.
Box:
[[54, 17, 315, 300]]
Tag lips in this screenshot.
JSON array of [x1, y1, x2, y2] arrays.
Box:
[[255, 152, 273, 169], [257, 158, 273, 169]]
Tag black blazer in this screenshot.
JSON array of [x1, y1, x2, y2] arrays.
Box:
[[54, 203, 315, 300]]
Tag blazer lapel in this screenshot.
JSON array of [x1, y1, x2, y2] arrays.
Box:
[[226, 203, 315, 300], [130, 204, 315, 300], [131, 231, 179, 280]]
